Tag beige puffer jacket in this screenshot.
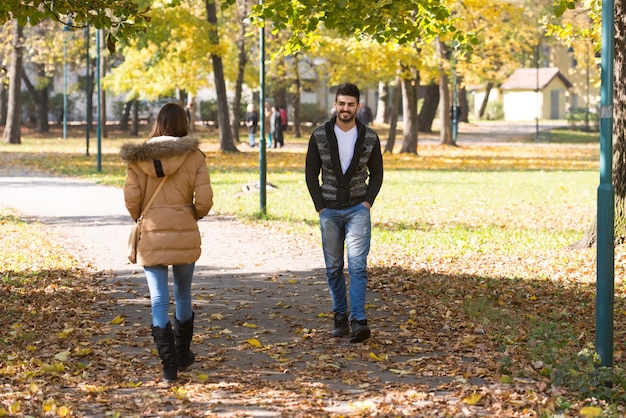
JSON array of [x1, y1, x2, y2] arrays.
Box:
[[120, 136, 213, 267]]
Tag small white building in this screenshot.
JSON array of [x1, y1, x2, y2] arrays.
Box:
[[499, 67, 572, 121]]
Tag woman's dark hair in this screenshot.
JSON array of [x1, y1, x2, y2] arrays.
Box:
[[335, 83, 360, 103], [149, 103, 189, 138]]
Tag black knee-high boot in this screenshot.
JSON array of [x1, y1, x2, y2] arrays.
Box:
[[151, 323, 178, 382], [174, 312, 195, 371]]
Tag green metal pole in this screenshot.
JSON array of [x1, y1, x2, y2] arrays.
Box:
[[85, 24, 90, 156], [596, 0, 615, 368], [259, 2, 266, 214], [63, 16, 72, 140], [96, 29, 102, 173], [63, 34, 68, 139]]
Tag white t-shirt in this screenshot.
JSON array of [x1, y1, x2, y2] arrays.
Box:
[[334, 124, 358, 174]]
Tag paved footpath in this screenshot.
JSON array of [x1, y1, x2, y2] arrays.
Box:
[[0, 176, 323, 275]]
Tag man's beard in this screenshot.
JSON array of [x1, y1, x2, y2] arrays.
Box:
[[338, 111, 354, 122]]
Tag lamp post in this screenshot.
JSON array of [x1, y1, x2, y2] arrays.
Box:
[[95, 29, 102, 172], [84, 23, 91, 156], [63, 17, 72, 139], [258, 0, 266, 215], [596, 0, 615, 369]]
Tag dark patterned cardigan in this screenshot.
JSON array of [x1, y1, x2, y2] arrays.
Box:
[[305, 116, 383, 212]]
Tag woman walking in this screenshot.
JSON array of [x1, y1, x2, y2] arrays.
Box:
[[120, 103, 213, 382]]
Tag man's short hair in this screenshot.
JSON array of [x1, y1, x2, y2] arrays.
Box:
[[335, 83, 360, 103]]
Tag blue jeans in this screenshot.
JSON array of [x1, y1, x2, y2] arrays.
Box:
[[319, 203, 371, 321], [144, 263, 195, 328], [248, 133, 255, 147]]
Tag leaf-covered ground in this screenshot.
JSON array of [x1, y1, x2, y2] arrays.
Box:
[[1, 129, 625, 417], [2, 209, 626, 417]]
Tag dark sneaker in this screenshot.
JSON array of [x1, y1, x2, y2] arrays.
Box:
[[331, 313, 349, 337], [349, 319, 370, 343]]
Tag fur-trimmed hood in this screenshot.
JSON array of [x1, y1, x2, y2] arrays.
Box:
[[120, 136, 199, 162], [120, 136, 201, 178]]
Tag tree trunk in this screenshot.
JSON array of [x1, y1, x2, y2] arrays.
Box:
[[0, 81, 7, 126], [131, 98, 139, 136], [478, 82, 494, 119], [384, 75, 401, 153], [418, 84, 439, 132], [206, 0, 238, 152], [99, 32, 107, 138], [21, 67, 50, 133], [187, 96, 196, 133], [612, 0, 626, 242], [231, 4, 247, 144], [3, 21, 23, 144], [375, 81, 389, 125], [459, 85, 469, 123], [399, 67, 419, 154], [438, 38, 454, 146], [292, 55, 302, 139]]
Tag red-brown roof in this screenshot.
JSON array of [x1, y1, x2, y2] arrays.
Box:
[[500, 67, 573, 90]]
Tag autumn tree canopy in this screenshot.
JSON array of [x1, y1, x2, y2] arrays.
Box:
[[0, 0, 153, 51]]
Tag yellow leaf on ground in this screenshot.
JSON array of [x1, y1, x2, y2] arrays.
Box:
[[172, 386, 188, 399], [42, 399, 55, 412], [463, 393, 482, 405], [368, 352, 387, 361], [75, 347, 92, 357], [58, 406, 71, 417], [42, 362, 65, 373], [54, 350, 71, 362], [242, 322, 258, 328], [57, 328, 74, 338], [580, 406, 603, 417], [211, 313, 224, 320], [111, 315, 125, 324], [8, 402, 20, 414], [246, 338, 262, 347], [197, 373, 209, 382]]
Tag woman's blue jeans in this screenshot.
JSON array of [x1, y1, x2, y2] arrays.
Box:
[[144, 263, 195, 328], [319, 203, 371, 321]]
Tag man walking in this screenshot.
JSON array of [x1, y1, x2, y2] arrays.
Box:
[[305, 83, 383, 343]]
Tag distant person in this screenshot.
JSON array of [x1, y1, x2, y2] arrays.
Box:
[[120, 103, 214, 383], [305, 83, 383, 343], [185, 101, 194, 131], [357, 102, 373, 126], [245, 103, 259, 147], [270, 105, 283, 148], [279, 105, 288, 132]]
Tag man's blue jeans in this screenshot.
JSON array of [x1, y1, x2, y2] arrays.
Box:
[[319, 203, 371, 321], [144, 263, 195, 328]]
